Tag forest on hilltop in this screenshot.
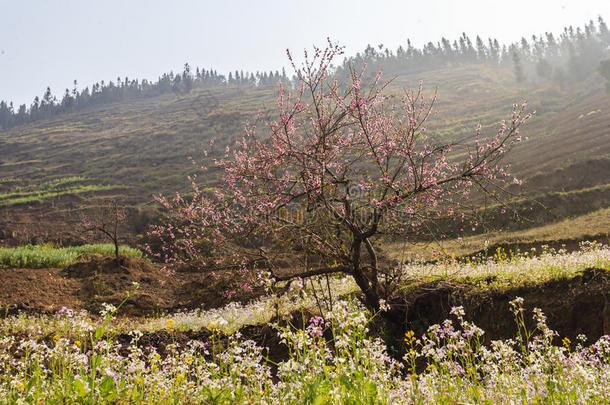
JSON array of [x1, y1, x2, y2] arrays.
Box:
[[2, 17, 610, 130]]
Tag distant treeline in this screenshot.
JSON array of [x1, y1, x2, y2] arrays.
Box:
[[1, 17, 609, 130], [0, 66, 288, 130], [336, 16, 610, 85]]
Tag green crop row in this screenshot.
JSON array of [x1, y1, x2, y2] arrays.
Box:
[[0, 244, 142, 268]]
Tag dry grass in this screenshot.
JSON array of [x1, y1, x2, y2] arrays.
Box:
[[386, 207, 610, 261]]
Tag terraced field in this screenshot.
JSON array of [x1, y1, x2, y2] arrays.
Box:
[[1, 64, 609, 249]]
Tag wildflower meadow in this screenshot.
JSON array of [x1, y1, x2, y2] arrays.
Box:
[[1, 245, 609, 403]]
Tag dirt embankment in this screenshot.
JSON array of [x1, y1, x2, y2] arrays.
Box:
[[108, 267, 610, 368], [0, 255, 259, 316], [390, 267, 610, 347]]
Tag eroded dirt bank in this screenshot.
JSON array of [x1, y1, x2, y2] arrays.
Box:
[[390, 267, 609, 346]]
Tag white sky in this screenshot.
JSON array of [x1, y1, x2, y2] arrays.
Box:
[[1, 0, 609, 105]]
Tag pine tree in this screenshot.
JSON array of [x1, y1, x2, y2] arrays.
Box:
[[512, 49, 526, 83], [43, 87, 53, 106], [16, 104, 27, 125], [520, 37, 531, 61], [0, 101, 10, 129], [536, 58, 553, 79], [476, 35, 487, 61], [441, 37, 453, 60], [599, 16, 610, 45], [62, 89, 74, 109], [488, 38, 500, 64], [182, 63, 193, 92], [545, 32, 558, 58]]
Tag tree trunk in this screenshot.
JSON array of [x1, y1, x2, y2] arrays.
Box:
[[114, 239, 119, 260], [351, 239, 381, 312]]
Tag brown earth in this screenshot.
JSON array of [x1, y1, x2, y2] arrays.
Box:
[[0, 254, 261, 317], [113, 319, 295, 369], [385, 267, 610, 354]]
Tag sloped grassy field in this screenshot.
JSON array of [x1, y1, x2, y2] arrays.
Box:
[[1, 64, 609, 244], [0, 245, 609, 403], [2, 66, 609, 197]]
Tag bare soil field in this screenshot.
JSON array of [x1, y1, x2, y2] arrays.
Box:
[[0, 255, 260, 317]]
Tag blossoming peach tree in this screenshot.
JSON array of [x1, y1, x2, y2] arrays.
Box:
[[149, 40, 531, 312]]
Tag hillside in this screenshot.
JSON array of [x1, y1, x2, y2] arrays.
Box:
[[0, 63, 609, 246]]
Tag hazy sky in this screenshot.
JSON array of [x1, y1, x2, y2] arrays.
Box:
[[1, 0, 609, 105]]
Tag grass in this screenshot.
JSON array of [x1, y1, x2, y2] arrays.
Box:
[[1, 64, 608, 218], [0, 184, 121, 206], [386, 207, 610, 261], [0, 176, 87, 194], [398, 242, 610, 287], [0, 244, 142, 268], [0, 176, 123, 206]]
